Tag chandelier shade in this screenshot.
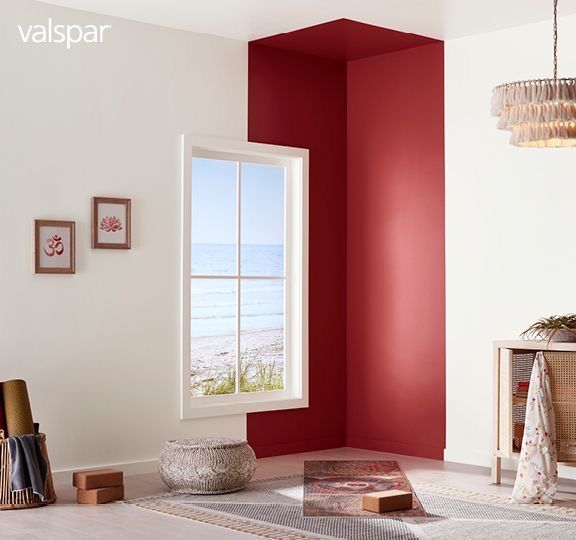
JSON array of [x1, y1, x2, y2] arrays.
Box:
[[491, 0, 576, 147]]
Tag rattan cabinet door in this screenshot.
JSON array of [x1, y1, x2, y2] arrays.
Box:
[[543, 351, 576, 463], [498, 348, 513, 458]]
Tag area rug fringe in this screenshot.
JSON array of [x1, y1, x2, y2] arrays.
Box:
[[130, 500, 322, 540], [412, 482, 576, 518]]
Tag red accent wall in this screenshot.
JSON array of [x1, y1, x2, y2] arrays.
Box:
[[247, 43, 348, 457], [247, 22, 445, 460], [346, 43, 445, 460]]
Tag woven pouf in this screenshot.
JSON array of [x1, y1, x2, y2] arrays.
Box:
[[158, 437, 256, 494]]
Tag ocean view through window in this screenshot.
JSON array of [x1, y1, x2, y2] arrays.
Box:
[[191, 158, 286, 397], [181, 136, 309, 418]]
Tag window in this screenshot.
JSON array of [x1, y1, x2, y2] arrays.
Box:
[[181, 135, 308, 418]]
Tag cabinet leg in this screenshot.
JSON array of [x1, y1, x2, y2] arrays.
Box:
[[491, 455, 502, 484]]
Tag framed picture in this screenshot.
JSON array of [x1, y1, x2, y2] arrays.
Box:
[[34, 220, 75, 274], [92, 197, 131, 249]]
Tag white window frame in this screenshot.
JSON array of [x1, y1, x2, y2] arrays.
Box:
[[181, 134, 309, 419]]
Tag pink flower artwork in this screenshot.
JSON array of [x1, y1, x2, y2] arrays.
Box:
[[92, 197, 131, 249], [100, 216, 123, 233]]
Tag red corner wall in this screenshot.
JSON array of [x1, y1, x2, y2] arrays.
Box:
[[247, 43, 348, 457], [346, 43, 445, 460], [247, 26, 445, 460]]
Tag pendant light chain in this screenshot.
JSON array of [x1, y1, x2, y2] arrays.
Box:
[[553, 0, 558, 79]]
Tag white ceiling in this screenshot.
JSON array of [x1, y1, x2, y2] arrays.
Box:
[[35, 0, 576, 41]]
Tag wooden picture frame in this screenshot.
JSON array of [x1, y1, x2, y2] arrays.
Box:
[[92, 197, 131, 249], [34, 220, 76, 274]]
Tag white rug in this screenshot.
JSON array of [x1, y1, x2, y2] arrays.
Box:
[[127, 475, 576, 539]]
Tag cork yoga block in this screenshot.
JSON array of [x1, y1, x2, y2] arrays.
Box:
[[362, 490, 413, 513], [73, 469, 123, 490], [77, 485, 124, 505]]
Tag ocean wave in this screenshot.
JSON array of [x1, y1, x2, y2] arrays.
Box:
[[192, 286, 284, 294], [191, 312, 284, 321], [192, 301, 283, 309]]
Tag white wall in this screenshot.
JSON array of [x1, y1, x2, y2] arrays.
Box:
[[0, 0, 247, 477], [445, 15, 576, 478]]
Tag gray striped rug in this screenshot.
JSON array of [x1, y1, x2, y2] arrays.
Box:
[[127, 475, 576, 539]]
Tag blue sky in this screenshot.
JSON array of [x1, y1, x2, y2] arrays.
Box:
[[191, 158, 284, 246]]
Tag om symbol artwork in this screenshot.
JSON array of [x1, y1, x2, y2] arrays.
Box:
[[44, 235, 65, 257]]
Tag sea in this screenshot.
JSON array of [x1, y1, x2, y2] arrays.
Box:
[[191, 244, 284, 337]]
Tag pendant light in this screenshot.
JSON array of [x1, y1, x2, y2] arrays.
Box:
[[491, 0, 576, 147]]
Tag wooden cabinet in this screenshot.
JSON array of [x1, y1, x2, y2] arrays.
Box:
[[492, 340, 576, 484]]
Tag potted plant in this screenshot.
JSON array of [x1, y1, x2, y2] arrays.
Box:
[[521, 314, 576, 343]]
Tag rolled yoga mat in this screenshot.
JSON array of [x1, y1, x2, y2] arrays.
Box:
[[2, 380, 34, 436]]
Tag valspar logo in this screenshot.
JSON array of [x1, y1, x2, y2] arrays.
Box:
[[18, 18, 111, 49]]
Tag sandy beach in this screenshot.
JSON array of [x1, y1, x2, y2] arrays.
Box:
[[191, 328, 284, 396]]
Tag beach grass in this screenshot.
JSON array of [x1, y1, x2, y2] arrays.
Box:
[[191, 349, 284, 396]]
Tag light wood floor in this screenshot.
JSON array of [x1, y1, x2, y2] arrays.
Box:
[[3, 447, 576, 539]]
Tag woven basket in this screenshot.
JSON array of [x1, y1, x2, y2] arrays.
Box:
[[0, 433, 57, 510]]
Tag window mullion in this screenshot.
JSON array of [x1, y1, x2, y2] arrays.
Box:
[[235, 161, 241, 395]]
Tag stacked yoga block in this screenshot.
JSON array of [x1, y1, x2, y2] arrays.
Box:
[[73, 469, 124, 504]]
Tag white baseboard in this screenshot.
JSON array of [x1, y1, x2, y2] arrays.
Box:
[[51, 459, 158, 485], [444, 447, 576, 481]]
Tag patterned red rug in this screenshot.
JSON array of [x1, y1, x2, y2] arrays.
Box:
[[303, 460, 426, 518]]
